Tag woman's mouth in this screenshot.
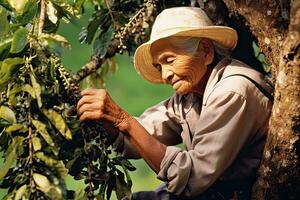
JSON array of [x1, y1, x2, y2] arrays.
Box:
[[172, 80, 182, 90]]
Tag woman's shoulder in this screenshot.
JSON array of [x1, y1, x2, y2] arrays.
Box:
[[203, 58, 273, 105]]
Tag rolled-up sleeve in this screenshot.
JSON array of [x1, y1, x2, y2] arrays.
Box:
[[157, 90, 255, 196], [113, 95, 183, 158]]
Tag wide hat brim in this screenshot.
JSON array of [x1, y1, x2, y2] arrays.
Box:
[[134, 26, 238, 84]]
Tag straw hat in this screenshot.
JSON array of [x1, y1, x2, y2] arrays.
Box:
[[133, 7, 238, 84]]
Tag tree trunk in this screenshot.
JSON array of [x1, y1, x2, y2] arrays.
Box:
[[222, 0, 300, 199], [198, 0, 300, 199]]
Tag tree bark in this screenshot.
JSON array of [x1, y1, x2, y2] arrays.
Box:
[[219, 0, 300, 199], [250, 1, 300, 199], [198, 0, 299, 199]]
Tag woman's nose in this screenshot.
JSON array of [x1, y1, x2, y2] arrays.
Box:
[[161, 66, 174, 84]]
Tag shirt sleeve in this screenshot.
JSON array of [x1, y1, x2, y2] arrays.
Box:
[[113, 95, 183, 159], [157, 90, 256, 197]]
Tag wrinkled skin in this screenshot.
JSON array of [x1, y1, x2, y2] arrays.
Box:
[[77, 38, 214, 173], [151, 38, 214, 95], [77, 89, 130, 132]]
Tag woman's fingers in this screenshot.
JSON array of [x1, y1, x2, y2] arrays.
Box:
[[77, 101, 103, 116], [79, 110, 103, 121], [77, 88, 130, 130], [77, 89, 109, 122], [77, 95, 101, 111], [81, 88, 108, 97], [80, 88, 99, 96]]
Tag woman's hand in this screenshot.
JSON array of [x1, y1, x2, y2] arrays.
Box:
[[77, 88, 166, 173], [77, 88, 132, 132]]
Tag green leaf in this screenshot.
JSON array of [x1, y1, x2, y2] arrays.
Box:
[[5, 124, 24, 133], [43, 16, 59, 33], [0, 7, 10, 36], [40, 33, 69, 47], [79, 9, 108, 44], [252, 41, 260, 57], [99, 178, 108, 200], [0, 136, 24, 180], [51, 0, 74, 18], [33, 173, 51, 190], [7, 0, 28, 14], [121, 158, 136, 171], [33, 173, 63, 200], [16, 0, 38, 24], [7, 83, 22, 105], [10, 27, 29, 53], [66, 153, 85, 177], [32, 136, 42, 151], [14, 185, 27, 200], [32, 119, 55, 146], [106, 172, 116, 200], [0, 57, 24, 87], [30, 73, 42, 107], [0, 38, 12, 58], [0, 144, 16, 180], [0, 106, 16, 124], [0, 118, 11, 126], [43, 109, 72, 140], [46, 1, 58, 24], [35, 152, 68, 178], [115, 175, 132, 200], [40, 33, 70, 55], [123, 166, 132, 188], [0, 128, 9, 150], [2, 193, 14, 200], [93, 26, 114, 58], [74, 0, 86, 14], [23, 84, 36, 98], [112, 157, 136, 171], [47, 187, 63, 200]]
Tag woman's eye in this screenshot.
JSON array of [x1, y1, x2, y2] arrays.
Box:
[[153, 64, 162, 72], [165, 57, 175, 64]]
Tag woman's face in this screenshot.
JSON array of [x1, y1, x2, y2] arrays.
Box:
[[151, 38, 212, 95]]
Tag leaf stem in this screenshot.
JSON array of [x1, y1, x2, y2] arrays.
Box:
[[28, 111, 35, 192], [105, 0, 116, 27], [38, 0, 46, 35]]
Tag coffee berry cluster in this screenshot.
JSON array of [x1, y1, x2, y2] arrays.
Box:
[[114, 0, 157, 54]]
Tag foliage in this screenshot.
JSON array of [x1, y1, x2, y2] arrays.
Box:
[[0, 0, 270, 199], [0, 0, 182, 199]]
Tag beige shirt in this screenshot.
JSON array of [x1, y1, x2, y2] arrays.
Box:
[[114, 58, 273, 197]]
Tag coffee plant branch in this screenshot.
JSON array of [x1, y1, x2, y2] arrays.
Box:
[[73, 39, 119, 83], [38, 0, 46, 36], [0, 0, 193, 199], [74, 0, 157, 83]]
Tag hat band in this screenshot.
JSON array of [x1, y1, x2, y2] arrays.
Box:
[[150, 27, 204, 41]]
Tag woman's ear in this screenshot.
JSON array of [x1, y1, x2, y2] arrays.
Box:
[[197, 38, 214, 66]]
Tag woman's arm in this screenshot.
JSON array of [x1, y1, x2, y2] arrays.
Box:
[[120, 116, 167, 172], [77, 88, 166, 173]]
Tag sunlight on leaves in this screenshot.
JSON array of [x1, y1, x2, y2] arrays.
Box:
[[32, 119, 55, 146], [43, 109, 72, 140], [0, 106, 16, 124], [7, 0, 28, 14]]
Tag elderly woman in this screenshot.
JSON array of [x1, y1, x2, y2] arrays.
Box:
[[77, 7, 273, 200]]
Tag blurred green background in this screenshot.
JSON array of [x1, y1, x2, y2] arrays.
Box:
[[0, 7, 174, 199]]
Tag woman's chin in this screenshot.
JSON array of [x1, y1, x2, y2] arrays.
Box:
[[173, 83, 192, 95], [175, 90, 189, 95]]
